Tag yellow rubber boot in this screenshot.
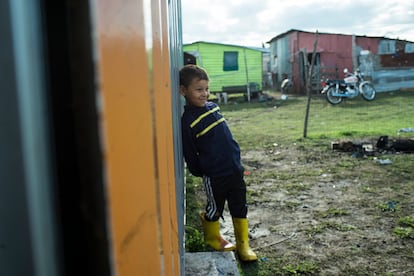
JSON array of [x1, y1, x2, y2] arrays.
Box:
[[200, 213, 236, 251], [232, 217, 258, 262]]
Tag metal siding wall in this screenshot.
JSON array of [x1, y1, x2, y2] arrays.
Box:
[[313, 34, 353, 71], [278, 36, 291, 80], [356, 37, 379, 54], [168, 0, 185, 274], [269, 34, 294, 90], [93, 0, 180, 274]]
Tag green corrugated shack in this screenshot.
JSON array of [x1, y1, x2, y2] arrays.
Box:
[[183, 41, 265, 99]]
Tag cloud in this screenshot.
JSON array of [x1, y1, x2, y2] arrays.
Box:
[[181, 0, 414, 46]]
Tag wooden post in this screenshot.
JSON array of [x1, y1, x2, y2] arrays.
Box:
[[243, 48, 250, 102], [303, 30, 319, 138]]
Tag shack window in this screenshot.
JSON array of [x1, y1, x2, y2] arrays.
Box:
[[307, 52, 320, 65], [405, 43, 414, 53], [378, 40, 396, 54], [223, 51, 238, 71]]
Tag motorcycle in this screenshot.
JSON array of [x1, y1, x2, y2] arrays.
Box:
[[320, 68, 376, 105]]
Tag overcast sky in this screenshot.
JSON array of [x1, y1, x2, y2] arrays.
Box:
[[181, 0, 414, 47]]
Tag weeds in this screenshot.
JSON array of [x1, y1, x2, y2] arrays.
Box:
[[394, 227, 414, 239], [394, 216, 414, 239], [282, 261, 319, 275], [314, 208, 349, 218], [398, 216, 414, 228], [185, 225, 205, 252]]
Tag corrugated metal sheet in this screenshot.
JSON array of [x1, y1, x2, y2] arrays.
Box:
[[372, 68, 414, 92], [275, 36, 291, 82], [168, 0, 185, 274]]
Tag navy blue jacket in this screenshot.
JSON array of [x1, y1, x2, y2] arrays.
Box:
[[181, 102, 243, 177]]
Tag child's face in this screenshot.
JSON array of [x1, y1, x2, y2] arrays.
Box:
[[180, 78, 210, 107]]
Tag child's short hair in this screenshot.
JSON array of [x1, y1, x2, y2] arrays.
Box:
[[179, 64, 209, 88]]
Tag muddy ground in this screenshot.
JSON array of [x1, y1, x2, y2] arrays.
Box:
[[213, 143, 414, 275]]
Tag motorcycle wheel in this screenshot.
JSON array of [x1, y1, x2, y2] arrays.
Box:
[[360, 83, 376, 101], [326, 87, 343, 105]]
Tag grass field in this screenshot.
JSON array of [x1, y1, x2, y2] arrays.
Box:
[[185, 90, 414, 275], [221, 90, 414, 148]]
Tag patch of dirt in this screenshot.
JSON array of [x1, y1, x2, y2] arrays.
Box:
[[217, 144, 414, 275]]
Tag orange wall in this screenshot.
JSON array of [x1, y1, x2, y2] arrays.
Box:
[[94, 0, 179, 275]]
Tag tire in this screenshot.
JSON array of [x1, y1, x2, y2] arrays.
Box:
[[360, 82, 376, 101], [326, 87, 343, 105]]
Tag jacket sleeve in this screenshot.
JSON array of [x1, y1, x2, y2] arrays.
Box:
[[182, 124, 203, 177]]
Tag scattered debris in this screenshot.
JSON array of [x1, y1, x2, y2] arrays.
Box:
[[253, 232, 297, 250], [331, 140, 358, 152], [376, 135, 414, 153], [375, 158, 393, 165], [331, 136, 414, 156], [398, 127, 414, 133], [382, 201, 398, 212]]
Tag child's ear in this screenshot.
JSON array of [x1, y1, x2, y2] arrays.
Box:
[[179, 85, 186, 96]]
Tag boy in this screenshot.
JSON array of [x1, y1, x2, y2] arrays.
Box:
[[179, 64, 257, 262]]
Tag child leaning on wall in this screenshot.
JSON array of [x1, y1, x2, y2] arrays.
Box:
[[179, 64, 257, 262]]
